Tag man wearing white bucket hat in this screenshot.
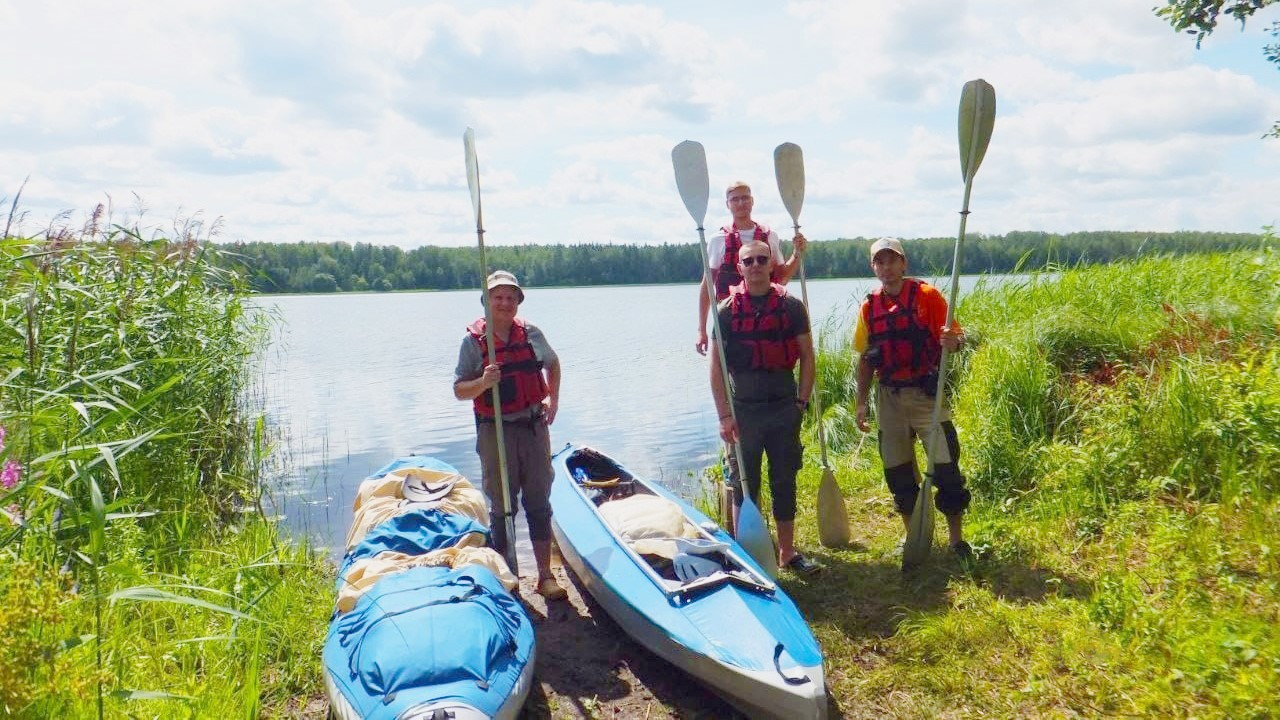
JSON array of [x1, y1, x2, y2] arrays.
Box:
[[454, 270, 566, 599]]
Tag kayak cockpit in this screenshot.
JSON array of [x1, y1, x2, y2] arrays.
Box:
[[562, 446, 775, 601]]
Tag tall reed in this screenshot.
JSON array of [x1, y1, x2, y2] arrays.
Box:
[[1, 206, 331, 717]]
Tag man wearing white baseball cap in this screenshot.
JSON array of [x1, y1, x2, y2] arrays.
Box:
[[454, 270, 566, 599], [853, 238, 972, 559]]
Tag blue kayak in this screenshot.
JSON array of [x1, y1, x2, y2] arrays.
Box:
[[324, 456, 536, 720], [550, 444, 827, 720]]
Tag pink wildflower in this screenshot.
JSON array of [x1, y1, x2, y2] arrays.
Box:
[[0, 459, 20, 490]]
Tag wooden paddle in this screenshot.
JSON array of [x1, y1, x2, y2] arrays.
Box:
[[903, 79, 996, 570], [463, 127, 519, 575], [773, 142, 851, 548], [671, 140, 778, 579]]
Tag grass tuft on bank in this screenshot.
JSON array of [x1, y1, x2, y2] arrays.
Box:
[[780, 244, 1280, 719]]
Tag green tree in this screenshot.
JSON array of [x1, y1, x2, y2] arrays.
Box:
[[310, 272, 338, 292], [1156, 0, 1280, 137]]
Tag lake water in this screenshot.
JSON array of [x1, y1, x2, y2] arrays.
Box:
[[256, 274, 1004, 558]]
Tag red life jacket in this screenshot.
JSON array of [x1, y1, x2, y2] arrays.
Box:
[[712, 224, 781, 299], [866, 278, 939, 384], [726, 283, 801, 372], [466, 318, 548, 419]]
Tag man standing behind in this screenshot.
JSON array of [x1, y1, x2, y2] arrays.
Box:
[[696, 181, 807, 355], [853, 237, 972, 558], [709, 240, 821, 575], [454, 270, 567, 599]]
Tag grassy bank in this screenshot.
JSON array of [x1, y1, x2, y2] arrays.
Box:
[[771, 245, 1280, 718], [0, 211, 331, 717]]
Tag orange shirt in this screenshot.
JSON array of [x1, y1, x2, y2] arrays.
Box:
[[853, 279, 956, 354]]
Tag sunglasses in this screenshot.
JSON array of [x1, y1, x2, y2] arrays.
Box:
[[740, 255, 771, 267]]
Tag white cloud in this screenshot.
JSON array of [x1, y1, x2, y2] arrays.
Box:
[[1, 0, 1277, 247]]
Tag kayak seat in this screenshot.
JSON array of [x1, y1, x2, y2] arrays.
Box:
[[570, 448, 640, 504]]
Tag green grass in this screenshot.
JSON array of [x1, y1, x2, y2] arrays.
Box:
[[0, 211, 331, 718], [7, 207, 1278, 717], [752, 245, 1280, 718]]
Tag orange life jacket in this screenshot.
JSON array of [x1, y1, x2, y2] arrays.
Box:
[[726, 283, 801, 372], [466, 318, 548, 419], [712, 224, 781, 299], [866, 278, 939, 384]]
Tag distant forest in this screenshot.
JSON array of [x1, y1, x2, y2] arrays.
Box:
[[218, 230, 1267, 294]]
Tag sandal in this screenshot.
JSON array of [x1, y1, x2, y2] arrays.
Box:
[[536, 576, 567, 600], [783, 553, 823, 576], [950, 541, 973, 560]]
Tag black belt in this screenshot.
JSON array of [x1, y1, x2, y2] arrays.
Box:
[[734, 396, 792, 405], [476, 410, 544, 426]]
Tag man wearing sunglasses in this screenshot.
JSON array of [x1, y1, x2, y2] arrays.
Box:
[[709, 241, 821, 575]]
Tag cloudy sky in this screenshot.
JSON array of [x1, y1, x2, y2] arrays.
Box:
[[2, 1, 1277, 249]]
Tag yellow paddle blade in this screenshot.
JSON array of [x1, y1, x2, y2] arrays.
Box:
[[736, 492, 778, 579], [816, 467, 850, 547], [902, 471, 934, 570], [957, 79, 996, 183], [671, 140, 710, 227], [462, 127, 483, 231], [772, 142, 805, 225]]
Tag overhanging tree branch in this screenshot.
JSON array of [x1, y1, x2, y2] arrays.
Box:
[[1155, 0, 1280, 137]]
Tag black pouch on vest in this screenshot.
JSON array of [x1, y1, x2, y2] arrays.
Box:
[[498, 375, 518, 404]]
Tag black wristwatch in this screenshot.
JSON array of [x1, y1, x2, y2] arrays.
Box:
[[796, 398, 809, 410]]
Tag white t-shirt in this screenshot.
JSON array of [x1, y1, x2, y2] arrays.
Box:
[[706, 223, 784, 270]]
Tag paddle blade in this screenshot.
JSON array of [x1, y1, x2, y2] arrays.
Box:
[[671, 140, 710, 227], [816, 467, 851, 547], [736, 493, 778, 579], [957, 79, 996, 182], [463, 127, 483, 230], [902, 472, 934, 570], [772, 142, 805, 225]]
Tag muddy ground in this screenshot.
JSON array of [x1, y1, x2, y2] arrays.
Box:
[[514, 563, 741, 719]]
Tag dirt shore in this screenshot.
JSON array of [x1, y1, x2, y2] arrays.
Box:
[[514, 564, 740, 719]]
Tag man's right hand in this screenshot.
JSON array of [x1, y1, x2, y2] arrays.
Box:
[[696, 329, 708, 355], [855, 401, 870, 433], [480, 363, 502, 389]]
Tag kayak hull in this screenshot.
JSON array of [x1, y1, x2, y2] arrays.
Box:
[[551, 444, 827, 720], [324, 456, 535, 720]]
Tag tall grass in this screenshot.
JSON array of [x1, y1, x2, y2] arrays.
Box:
[[785, 244, 1280, 718], [1, 207, 331, 717]]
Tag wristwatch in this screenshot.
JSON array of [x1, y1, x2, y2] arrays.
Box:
[[796, 398, 809, 410]]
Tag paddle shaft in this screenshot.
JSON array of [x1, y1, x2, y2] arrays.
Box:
[[464, 130, 519, 575], [787, 222, 831, 468], [923, 94, 985, 470], [698, 228, 749, 475]]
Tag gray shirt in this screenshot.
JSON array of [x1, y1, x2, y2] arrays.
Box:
[[454, 321, 558, 421]]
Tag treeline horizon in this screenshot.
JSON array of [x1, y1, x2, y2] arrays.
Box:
[[217, 230, 1267, 294]]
